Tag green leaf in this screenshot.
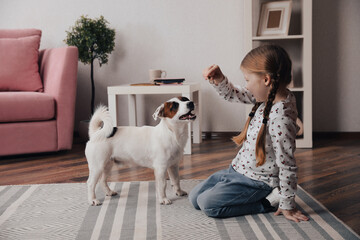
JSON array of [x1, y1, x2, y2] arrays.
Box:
[[64, 15, 116, 65]]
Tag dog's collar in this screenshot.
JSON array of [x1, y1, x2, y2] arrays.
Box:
[[107, 127, 118, 138]]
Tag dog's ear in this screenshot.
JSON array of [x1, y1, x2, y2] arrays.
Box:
[[153, 104, 164, 121], [178, 96, 190, 102]]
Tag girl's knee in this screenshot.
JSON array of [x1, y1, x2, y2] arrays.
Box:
[[197, 192, 229, 218], [197, 192, 217, 211], [188, 190, 201, 210], [202, 207, 223, 218]]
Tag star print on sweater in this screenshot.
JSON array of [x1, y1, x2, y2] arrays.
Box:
[[212, 77, 299, 210]]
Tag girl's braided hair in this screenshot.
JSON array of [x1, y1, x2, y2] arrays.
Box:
[[232, 44, 292, 167]]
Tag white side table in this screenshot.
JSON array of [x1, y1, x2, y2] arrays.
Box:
[[107, 82, 202, 154]]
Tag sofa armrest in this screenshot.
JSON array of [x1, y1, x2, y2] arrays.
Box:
[[39, 46, 78, 150]]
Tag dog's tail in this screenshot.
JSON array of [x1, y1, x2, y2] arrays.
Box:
[[88, 105, 114, 141]]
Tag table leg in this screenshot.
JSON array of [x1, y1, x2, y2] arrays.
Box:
[[182, 93, 192, 155], [193, 90, 202, 144], [128, 94, 137, 126], [108, 94, 118, 126]]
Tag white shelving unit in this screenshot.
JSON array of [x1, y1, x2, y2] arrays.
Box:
[[243, 0, 313, 148]]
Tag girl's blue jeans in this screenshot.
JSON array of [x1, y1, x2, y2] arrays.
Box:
[[189, 165, 273, 218]]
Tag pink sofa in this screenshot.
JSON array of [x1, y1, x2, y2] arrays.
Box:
[[0, 29, 78, 156]]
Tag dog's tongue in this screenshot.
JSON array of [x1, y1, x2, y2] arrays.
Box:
[[181, 113, 195, 120], [188, 113, 195, 119]]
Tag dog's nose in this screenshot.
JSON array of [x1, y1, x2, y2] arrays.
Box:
[[187, 101, 194, 111]]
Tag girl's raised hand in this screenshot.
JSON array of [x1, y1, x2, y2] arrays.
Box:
[[275, 208, 309, 223], [202, 64, 225, 85]]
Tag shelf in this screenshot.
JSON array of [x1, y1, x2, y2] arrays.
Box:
[[252, 35, 304, 41], [244, 0, 313, 148]]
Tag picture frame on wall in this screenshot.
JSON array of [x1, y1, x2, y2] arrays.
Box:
[[257, 1, 292, 36]]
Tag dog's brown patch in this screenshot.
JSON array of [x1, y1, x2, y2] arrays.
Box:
[[162, 102, 179, 119]]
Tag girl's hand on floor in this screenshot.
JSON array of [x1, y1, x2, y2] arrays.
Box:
[[274, 208, 309, 223], [202, 64, 225, 85]]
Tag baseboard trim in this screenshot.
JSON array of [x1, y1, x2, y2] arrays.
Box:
[[313, 132, 360, 140], [73, 131, 360, 140]]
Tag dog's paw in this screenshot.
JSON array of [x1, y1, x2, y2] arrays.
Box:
[[106, 191, 118, 196], [159, 198, 172, 205], [90, 199, 102, 206], [176, 190, 188, 197]]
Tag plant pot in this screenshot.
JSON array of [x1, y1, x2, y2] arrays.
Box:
[[79, 120, 90, 142]]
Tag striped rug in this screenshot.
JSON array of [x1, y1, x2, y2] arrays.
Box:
[[0, 180, 358, 240]]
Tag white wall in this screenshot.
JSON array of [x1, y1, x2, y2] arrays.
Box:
[[2, 0, 360, 132], [0, 0, 247, 132], [313, 0, 360, 132]]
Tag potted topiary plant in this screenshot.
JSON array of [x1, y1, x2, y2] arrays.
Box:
[[65, 15, 115, 115], [65, 15, 115, 140]]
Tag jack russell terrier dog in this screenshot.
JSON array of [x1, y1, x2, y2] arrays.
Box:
[[85, 96, 196, 206]]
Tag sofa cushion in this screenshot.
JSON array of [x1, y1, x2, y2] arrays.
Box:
[[0, 120, 57, 156], [0, 32, 43, 92], [0, 29, 42, 38], [0, 92, 55, 122]]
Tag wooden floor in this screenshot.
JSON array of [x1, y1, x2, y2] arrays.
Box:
[[0, 132, 359, 235]]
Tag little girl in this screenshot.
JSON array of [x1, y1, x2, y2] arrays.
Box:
[[189, 45, 309, 223]]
